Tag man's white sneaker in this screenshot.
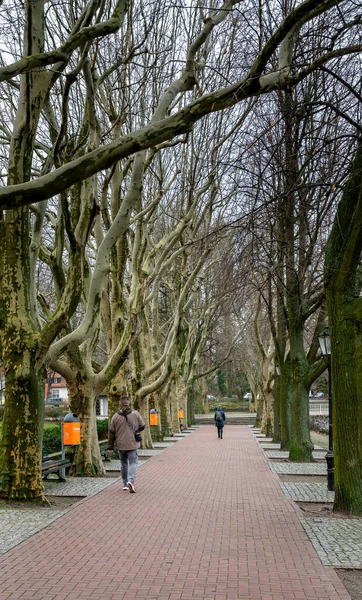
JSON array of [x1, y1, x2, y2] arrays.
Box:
[[127, 481, 136, 493], [122, 486, 129, 491]]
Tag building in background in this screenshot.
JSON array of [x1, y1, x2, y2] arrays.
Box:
[[45, 372, 68, 404]]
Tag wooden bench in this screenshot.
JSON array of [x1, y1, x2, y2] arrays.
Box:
[[100, 447, 111, 462], [42, 456, 71, 481]]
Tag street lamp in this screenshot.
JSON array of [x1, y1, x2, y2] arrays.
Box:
[[318, 327, 334, 491]]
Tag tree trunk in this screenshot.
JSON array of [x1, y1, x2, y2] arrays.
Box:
[[0, 344, 45, 501], [260, 353, 274, 437], [68, 381, 105, 476], [279, 358, 292, 450], [0, 0, 48, 502], [254, 393, 263, 428], [288, 336, 313, 461], [159, 385, 172, 436], [0, 208, 45, 501], [325, 142, 362, 514], [273, 370, 281, 443]]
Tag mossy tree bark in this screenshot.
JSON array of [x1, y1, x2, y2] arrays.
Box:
[[324, 141, 362, 515], [67, 374, 104, 477], [278, 356, 292, 450], [0, 0, 48, 502]]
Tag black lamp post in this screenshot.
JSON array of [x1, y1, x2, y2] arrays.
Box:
[[318, 327, 334, 491]]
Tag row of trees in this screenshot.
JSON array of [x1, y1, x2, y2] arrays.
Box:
[[0, 0, 361, 514]]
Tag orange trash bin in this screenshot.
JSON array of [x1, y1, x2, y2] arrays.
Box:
[[63, 413, 81, 445], [149, 409, 159, 426]]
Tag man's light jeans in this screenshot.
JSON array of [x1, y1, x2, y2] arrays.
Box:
[[118, 449, 138, 485]]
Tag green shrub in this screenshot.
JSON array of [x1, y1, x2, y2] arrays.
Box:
[[42, 424, 62, 455], [150, 426, 163, 442], [97, 419, 108, 440]]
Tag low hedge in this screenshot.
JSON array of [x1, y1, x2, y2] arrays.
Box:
[[209, 402, 249, 412]]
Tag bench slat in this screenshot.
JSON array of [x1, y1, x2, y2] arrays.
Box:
[[42, 457, 71, 481]]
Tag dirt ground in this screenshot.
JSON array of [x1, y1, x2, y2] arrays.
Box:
[[296, 501, 362, 520], [336, 570, 362, 600], [0, 496, 83, 510]]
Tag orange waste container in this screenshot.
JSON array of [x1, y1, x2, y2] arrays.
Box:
[[149, 409, 159, 426], [178, 408, 184, 419], [63, 413, 81, 445]]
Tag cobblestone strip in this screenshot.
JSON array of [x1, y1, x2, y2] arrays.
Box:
[[264, 449, 326, 460], [44, 477, 118, 496], [259, 443, 281, 449], [301, 518, 362, 567], [153, 442, 175, 448], [137, 449, 164, 456], [269, 461, 327, 474], [280, 482, 334, 502], [0, 510, 65, 554]]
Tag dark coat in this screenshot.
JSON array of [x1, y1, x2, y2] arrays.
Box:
[[108, 409, 145, 451], [214, 410, 226, 427]]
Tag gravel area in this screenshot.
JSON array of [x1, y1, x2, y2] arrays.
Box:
[[280, 482, 334, 503], [137, 448, 164, 456], [301, 518, 362, 567], [268, 461, 327, 474], [264, 449, 326, 460], [153, 442, 177, 448], [259, 442, 283, 449], [44, 476, 118, 496], [0, 509, 65, 554]]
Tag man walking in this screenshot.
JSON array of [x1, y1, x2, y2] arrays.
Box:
[[108, 396, 145, 493], [214, 405, 226, 439]]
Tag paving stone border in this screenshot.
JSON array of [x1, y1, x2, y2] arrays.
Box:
[[260, 442, 282, 449], [280, 482, 334, 502], [104, 459, 122, 471], [153, 442, 175, 448], [268, 461, 327, 474], [44, 477, 118, 497], [301, 518, 362, 567], [137, 448, 164, 456], [0, 509, 65, 554], [264, 449, 326, 460]]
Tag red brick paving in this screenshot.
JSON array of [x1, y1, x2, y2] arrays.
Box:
[[0, 426, 350, 599]]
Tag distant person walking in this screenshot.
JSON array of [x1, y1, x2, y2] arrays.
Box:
[[214, 405, 226, 439], [107, 396, 145, 493]]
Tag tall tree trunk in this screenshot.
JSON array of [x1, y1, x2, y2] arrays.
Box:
[[0, 0, 48, 501], [68, 378, 105, 476], [0, 336, 44, 500], [279, 357, 292, 450], [273, 369, 281, 443], [325, 142, 362, 514], [288, 333, 313, 461]]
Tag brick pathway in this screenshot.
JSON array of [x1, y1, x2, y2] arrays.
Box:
[[0, 426, 350, 600]]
